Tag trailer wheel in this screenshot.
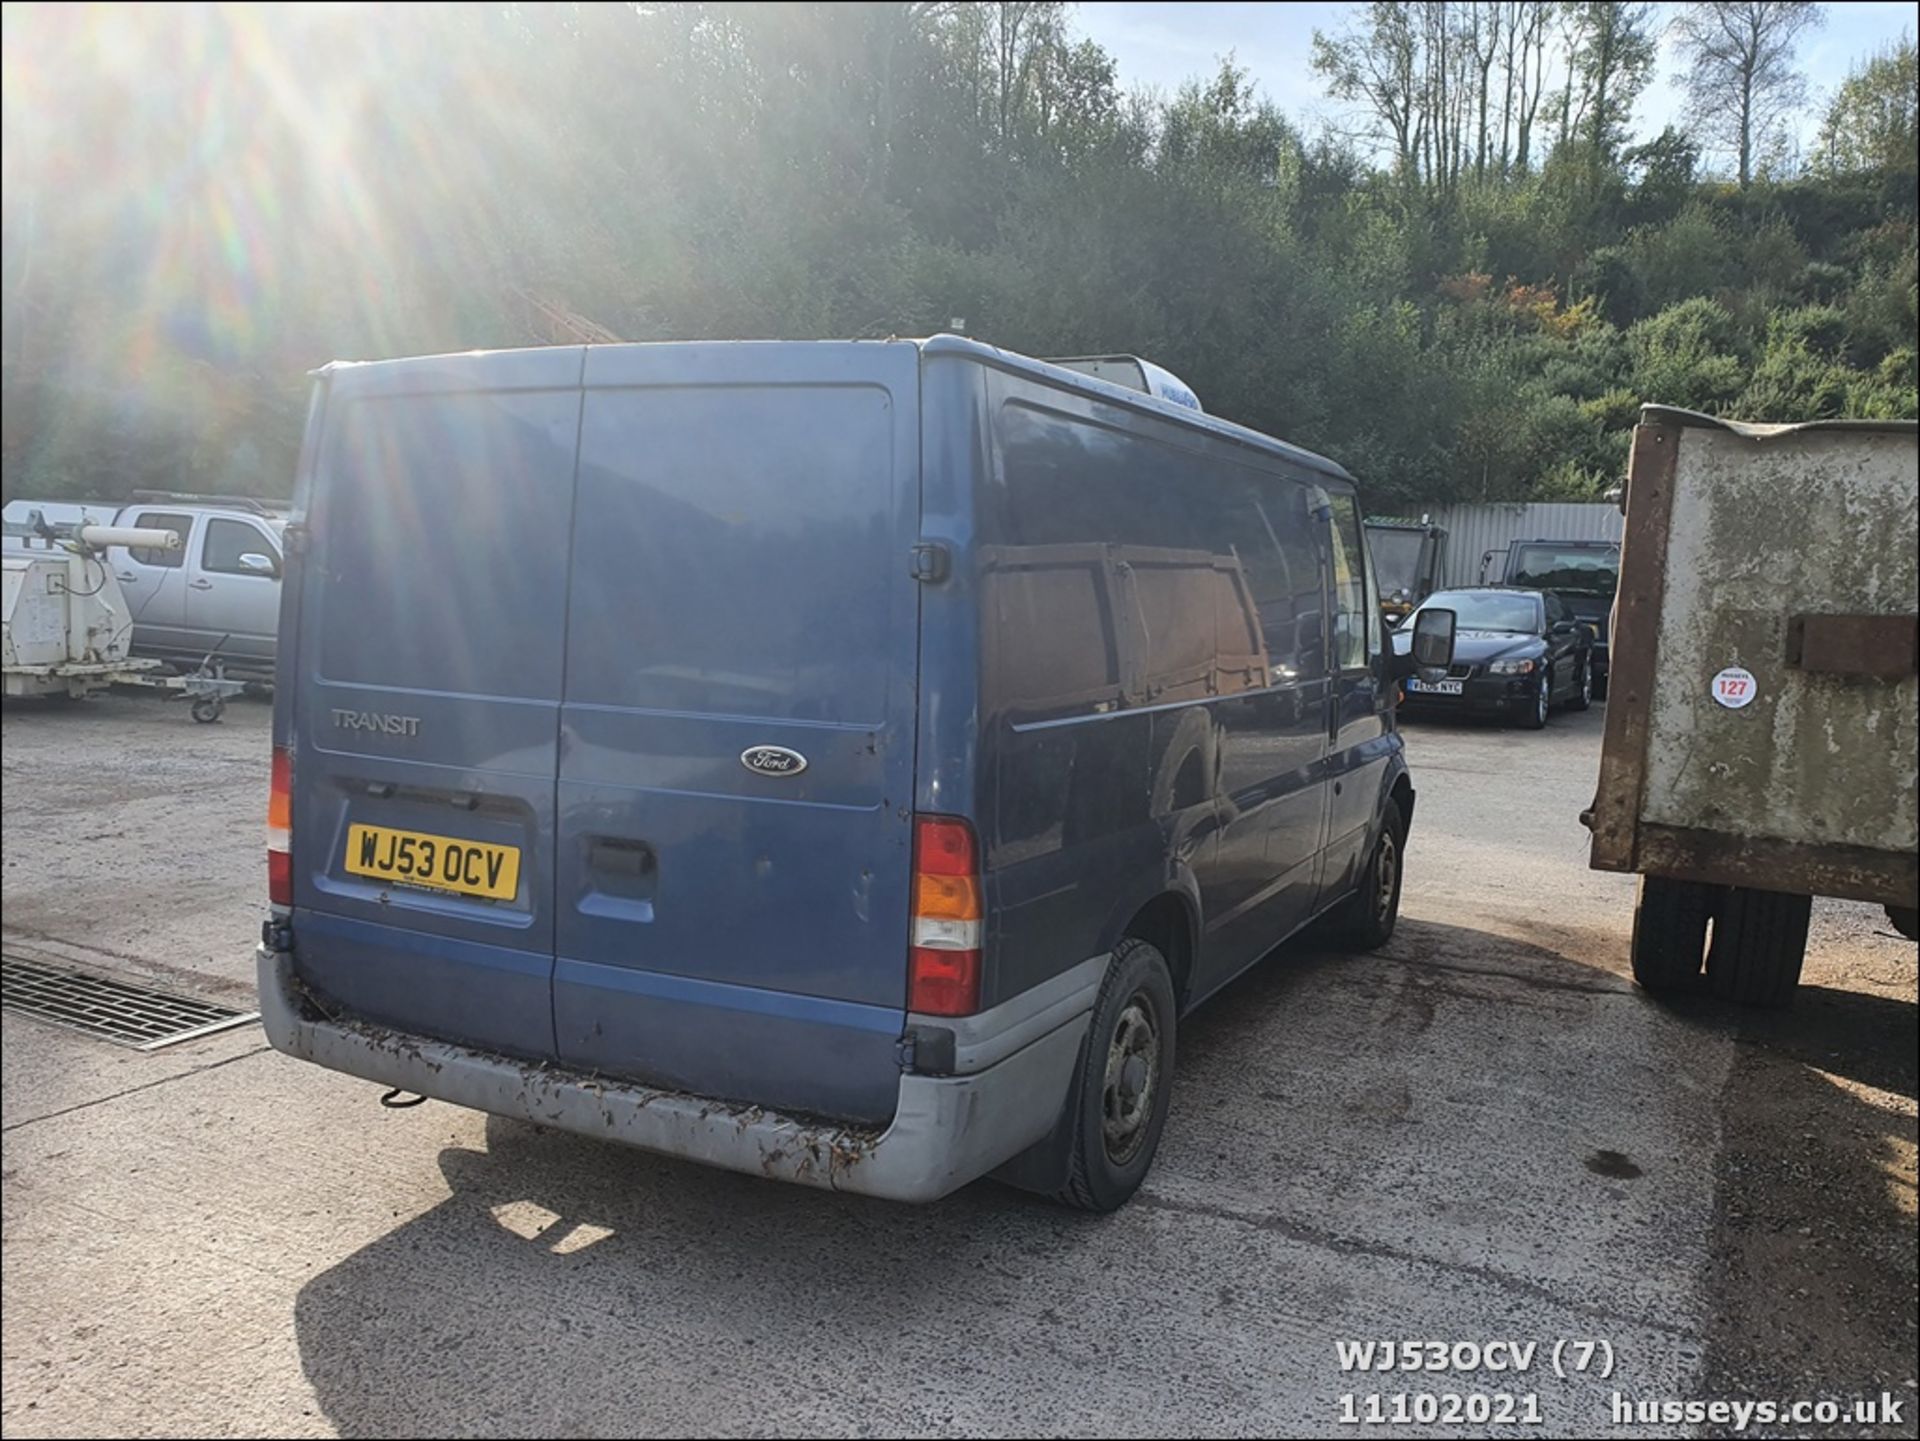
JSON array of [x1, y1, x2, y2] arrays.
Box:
[[1707, 888, 1811, 1008], [1630, 876, 1721, 993], [191, 696, 225, 724]]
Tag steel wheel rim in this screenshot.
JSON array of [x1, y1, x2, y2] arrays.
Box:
[[1102, 994, 1160, 1165], [1375, 828, 1399, 923], [1537, 674, 1550, 722]]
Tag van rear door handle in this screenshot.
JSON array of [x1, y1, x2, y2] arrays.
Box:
[[116, 571, 136, 582], [189, 578, 213, 590]]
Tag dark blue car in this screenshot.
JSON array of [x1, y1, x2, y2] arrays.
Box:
[[258, 336, 1447, 1210]]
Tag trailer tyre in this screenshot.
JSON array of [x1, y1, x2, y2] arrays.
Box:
[[1630, 876, 1721, 993], [1707, 888, 1811, 1008], [191, 696, 225, 724]]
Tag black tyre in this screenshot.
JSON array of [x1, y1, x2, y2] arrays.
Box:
[[1630, 875, 1721, 993], [1707, 887, 1811, 1007], [1331, 802, 1407, 951], [1567, 658, 1593, 712], [1054, 938, 1177, 1213], [1517, 669, 1551, 729], [1592, 668, 1609, 701]]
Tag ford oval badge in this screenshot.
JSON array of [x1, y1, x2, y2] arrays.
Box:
[[741, 745, 808, 778]]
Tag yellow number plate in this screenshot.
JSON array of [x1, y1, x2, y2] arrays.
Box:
[[344, 823, 521, 901]]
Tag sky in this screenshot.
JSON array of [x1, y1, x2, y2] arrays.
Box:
[[1074, 1, 1916, 163]]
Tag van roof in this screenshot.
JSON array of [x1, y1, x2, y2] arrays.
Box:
[[920, 335, 1354, 483], [317, 336, 1358, 486]]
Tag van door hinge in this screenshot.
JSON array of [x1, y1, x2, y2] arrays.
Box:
[[910, 541, 950, 583]]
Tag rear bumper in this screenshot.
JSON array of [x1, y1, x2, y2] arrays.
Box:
[[256, 946, 1089, 1204]]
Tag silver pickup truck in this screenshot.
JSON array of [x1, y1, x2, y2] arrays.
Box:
[[6, 492, 286, 671]]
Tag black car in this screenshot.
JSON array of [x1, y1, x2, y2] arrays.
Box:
[[1392, 587, 1594, 728]]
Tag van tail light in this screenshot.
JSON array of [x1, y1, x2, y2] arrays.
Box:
[[268, 744, 293, 907], [909, 815, 982, 1017]]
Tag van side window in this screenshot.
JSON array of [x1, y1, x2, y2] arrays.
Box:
[[989, 404, 1340, 717], [1327, 493, 1373, 669], [202, 518, 276, 576], [1199, 480, 1325, 686], [990, 403, 1201, 720], [128, 511, 193, 569]]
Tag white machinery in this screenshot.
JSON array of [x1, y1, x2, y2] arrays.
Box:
[[2, 521, 247, 720]]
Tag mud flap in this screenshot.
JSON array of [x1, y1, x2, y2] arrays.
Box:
[[988, 1025, 1090, 1195]]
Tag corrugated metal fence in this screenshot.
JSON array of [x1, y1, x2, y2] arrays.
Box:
[[1394, 502, 1626, 589]]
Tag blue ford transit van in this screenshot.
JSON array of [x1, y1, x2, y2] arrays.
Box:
[[259, 336, 1453, 1211]]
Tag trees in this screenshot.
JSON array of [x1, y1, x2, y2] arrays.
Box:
[[1311, 3, 1426, 184], [1312, 1, 1565, 188], [0, 2, 1914, 511], [1500, 2, 1556, 174], [1814, 37, 1919, 176], [1673, 2, 1826, 188], [1561, 2, 1659, 179]]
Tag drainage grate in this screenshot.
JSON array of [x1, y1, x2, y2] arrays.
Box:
[[1, 955, 258, 1050]]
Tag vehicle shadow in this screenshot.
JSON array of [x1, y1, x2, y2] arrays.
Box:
[[1695, 981, 1919, 1410], [1633, 982, 1916, 1102], [290, 1112, 1105, 1437], [288, 917, 1916, 1437]]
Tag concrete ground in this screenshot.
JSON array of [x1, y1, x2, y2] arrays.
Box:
[[1, 691, 1913, 1438]]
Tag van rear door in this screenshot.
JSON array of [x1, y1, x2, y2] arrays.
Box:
[[553, 343, 921, 1125], [289, 349, 583, 1060]]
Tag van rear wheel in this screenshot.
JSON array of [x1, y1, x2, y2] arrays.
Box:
[[1053, 938, 1176, 1213]]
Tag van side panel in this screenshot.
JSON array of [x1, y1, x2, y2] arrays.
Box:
[[973, 368, 1333, 1010], [550, 344, 922, 1125], [288, 350, 585, 1061]]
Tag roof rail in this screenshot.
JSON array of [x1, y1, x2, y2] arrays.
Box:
[[128, 491, 285, 516]]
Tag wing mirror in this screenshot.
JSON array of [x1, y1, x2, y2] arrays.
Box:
[[1389, 607, 1456, 680], [1413, 607, 1456, 669], [238, 552, 280, 578]]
